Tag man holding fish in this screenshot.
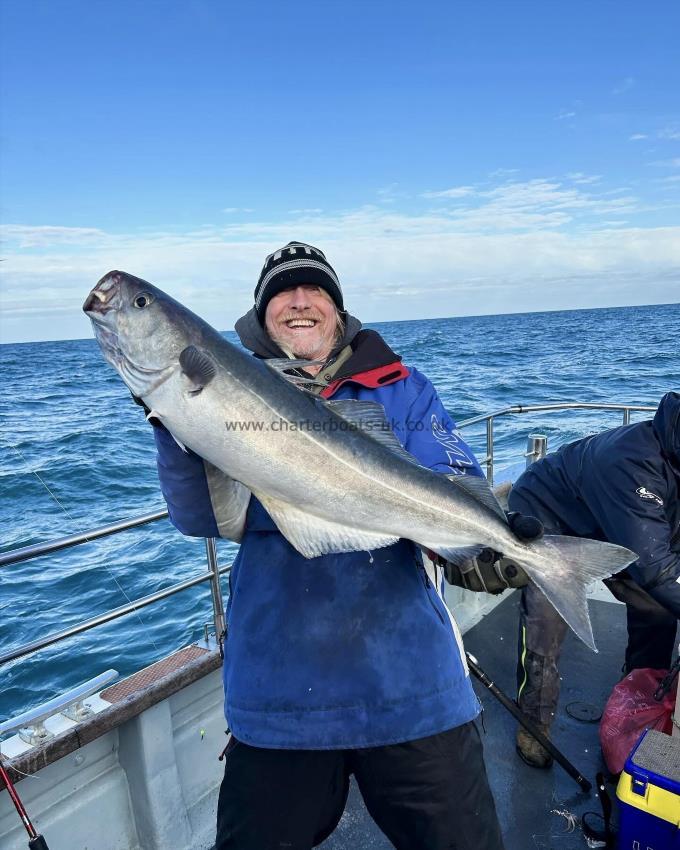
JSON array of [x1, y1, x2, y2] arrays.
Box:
[[84, 243, 636, 850]]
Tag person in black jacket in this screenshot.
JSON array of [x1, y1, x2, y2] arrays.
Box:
[[508, 392, 680, 767]]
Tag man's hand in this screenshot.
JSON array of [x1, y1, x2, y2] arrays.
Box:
[[442, 550, 529, 594], [438, 511, 543, 594], [506, 511, 543, 542]]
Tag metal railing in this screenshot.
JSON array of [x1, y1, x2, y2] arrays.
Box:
[[1, 400, 657, 668], [0, 510, 227, 666], [457, 402, 656, 485], [0, 509, 168, 568]]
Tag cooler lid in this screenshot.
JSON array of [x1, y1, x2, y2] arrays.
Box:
[[625, 728, 680, 796]]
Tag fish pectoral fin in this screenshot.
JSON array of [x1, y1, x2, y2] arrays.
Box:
[[254, 492, 399, 559], [179, 345, 217, 395], [444, 473, 507, 522], [324, 399, 423, 466]]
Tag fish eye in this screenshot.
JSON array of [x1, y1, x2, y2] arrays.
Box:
[[133, 292, 154, 309]]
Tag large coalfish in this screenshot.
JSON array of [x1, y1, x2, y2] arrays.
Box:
[[84, 271, 637, 650]]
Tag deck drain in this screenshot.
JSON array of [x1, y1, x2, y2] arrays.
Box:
[[566, 701, 602, 722]]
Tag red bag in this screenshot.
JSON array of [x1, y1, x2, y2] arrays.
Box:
[[599, 667, 677, 775]]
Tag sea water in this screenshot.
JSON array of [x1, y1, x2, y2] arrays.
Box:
[[1, 302, 678, 722]]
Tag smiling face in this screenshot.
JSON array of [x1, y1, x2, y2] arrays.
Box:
[[264, 284, 340, 364]]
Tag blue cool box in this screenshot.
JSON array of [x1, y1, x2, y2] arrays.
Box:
[[616, 728, 680, 850]]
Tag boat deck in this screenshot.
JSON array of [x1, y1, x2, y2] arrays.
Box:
[[320, 592, 633, 850]]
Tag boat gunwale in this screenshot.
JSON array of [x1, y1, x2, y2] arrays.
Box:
[[0, 646, 222, 789]]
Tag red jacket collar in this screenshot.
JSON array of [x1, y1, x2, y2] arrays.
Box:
[[321, 362, 410, 398]]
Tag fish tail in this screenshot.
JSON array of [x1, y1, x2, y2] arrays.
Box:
[[517, 535, 636, 652]]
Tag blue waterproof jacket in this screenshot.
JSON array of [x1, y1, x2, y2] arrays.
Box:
[[510, 392, 680, 617], [154, 332, 483, 749]]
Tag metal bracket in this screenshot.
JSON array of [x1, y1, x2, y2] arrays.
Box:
[[18, 721, 53, 746], [524, 434, 548, 467], [62, 700, 95, 722], [197, 623, 222, 653], [0, 670, 118, 748]]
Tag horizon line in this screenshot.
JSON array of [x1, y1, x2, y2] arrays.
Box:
[[1, 299, 678, 347]]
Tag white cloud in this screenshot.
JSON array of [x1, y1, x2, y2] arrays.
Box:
[[554, 110, 576, 121], [659, 126, 680, 141], [566, 173, 602, 185], [1, 224, 109, 248], [2, 173, 679, 344], [422, 186, 475, 199], [376, 184, 405, 204], [487, 168, 519, 179], [629, 133, 648, 141], [426, 178, 638, 232]]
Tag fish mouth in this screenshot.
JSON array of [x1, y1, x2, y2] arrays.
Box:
[[84, 273, 123, 363], [84, 270, 176, 397], [83, 271, 123, 318]]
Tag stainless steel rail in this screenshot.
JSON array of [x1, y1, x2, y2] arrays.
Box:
[[0, 561, 231, 666], [0, 508, 168, 569], [1, 400, 657, 667], [457, 401, 655, 485]]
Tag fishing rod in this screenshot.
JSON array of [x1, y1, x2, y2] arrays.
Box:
[[0, 755, 50, 849], [466, 652, 592, 793]]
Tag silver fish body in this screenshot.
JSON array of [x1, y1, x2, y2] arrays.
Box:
[[84, 271, 637, 650]]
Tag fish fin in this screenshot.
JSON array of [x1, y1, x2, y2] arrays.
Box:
[[202, 462, 250, 543], [179, 345, 217, 394], [265, 358, 326, 389], [445, 473, 507, 522], [324, 399, 423, 466], [170, 432, 188, 452], [492, 480, 512, 511], [519, 535, 637, 652], [428, 544, 487, 567], [254, 492, 399, 558]]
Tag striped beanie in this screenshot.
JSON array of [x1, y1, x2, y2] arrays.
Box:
[[254, 242, 344, 323]]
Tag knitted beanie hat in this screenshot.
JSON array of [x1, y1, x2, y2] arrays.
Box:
[[254, 241, 343, 323]]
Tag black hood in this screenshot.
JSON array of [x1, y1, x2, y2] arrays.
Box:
[[234, 306, 362, 360], [653, 391, 680, 470]]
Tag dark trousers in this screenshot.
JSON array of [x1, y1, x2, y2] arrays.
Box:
[[215, 722, 505, 850]]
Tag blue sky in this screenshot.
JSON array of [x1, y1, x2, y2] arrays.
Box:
[[1, 0, 679, 342]]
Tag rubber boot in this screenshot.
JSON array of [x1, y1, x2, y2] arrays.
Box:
[[515, 725, 553, 769]]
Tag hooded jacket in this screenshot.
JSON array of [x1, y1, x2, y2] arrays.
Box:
[[509, 391, 680, 616], [153, 320, 484, 749]]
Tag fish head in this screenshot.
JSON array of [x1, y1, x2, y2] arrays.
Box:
[[83, 270, 197, 398]]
